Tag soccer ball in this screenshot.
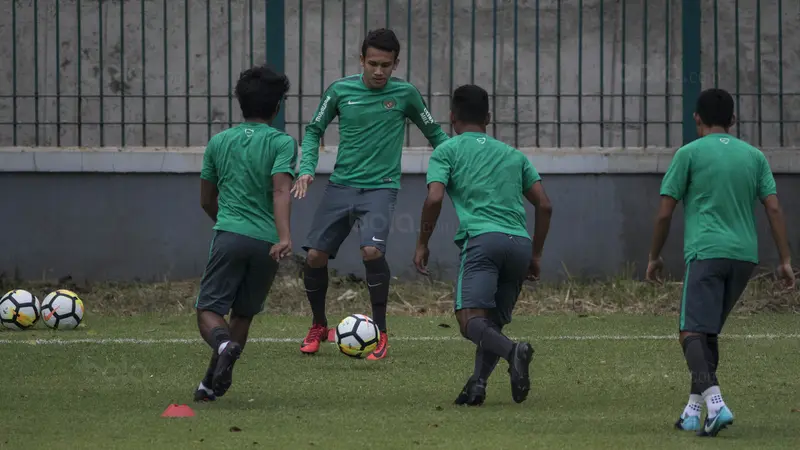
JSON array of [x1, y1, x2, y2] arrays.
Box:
[[335, 314, 380, 358], [41, 289, 85, 330], [0, 289, 41, 331]]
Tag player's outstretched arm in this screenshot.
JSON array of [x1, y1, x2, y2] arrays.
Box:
[[294, 86, 339, 199], [523, 181, 552, 280], [271, 137, 298, 260], [646, 147, 689, 281], [415, 182, 446, 275], [200, 138, 220, 222], [406, 85, 449, 148], [762, 195, 795, 288]]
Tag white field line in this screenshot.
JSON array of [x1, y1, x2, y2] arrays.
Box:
[[0, 333, 799, 346]]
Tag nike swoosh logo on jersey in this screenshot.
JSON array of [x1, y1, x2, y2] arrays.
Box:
[[347, 100, 361, 105]]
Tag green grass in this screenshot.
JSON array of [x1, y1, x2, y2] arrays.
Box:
[[2, 313, 800, 449]]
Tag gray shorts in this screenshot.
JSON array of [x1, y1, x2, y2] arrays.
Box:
[[680, 258, 755, 334], [455, 232, 533, 325], [303, 182, 398, 259], [195, 230, 279, 317]]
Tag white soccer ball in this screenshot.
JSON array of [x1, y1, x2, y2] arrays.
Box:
[[335, 314, 380, 358], [41, 289, 85, 330], [0, 289, 41, 331]]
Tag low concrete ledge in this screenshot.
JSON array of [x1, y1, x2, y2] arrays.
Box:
[[1, 146, 799, 174]]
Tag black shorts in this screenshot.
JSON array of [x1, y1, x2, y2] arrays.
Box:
[[302, 182, 398, 259], [455, 232, 533, 326], [680, 258, 756, 334], [195, 230, 279, 317]]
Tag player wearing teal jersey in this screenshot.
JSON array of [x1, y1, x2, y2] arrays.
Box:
[[193, 65, 296, 402], [646, 88, 795, 436], [414, 84, 553, 406], [292, 28, 449, 360]]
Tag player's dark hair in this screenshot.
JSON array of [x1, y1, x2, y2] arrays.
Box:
[[361, 28, 401, 59], [451, 84, 490, 125], [234, 65, 290, 121], [695, 88, 734, 128]]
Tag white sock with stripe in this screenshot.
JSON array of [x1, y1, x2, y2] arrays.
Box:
[[682, 394, 703, 417], [702, 386, 726, 418]]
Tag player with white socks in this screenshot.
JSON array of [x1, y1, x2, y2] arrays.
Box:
[[646, 88, 795, 436]]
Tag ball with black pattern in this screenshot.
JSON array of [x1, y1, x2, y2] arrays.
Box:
[[335, 313, 380, 358], [41, 289, 85, 330], [0, 289, 41, 331]]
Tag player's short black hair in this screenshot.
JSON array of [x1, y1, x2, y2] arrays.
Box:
[[361, 28, 401, 59], [234, 65, 290, 121], [451, 84, 490, 125], [695, 88, 735, 128]]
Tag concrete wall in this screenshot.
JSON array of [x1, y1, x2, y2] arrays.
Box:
[[1, 0, 798, 149], [2, 147, 799, 283]]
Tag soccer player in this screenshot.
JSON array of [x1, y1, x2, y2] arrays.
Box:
[[192, 65, 296, 401], [291, 28, 449, 360], [645, 88, 795, 436], [413, 84, 553, 405]]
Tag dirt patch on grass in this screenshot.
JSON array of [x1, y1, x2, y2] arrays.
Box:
[[2, 257, 798, 317]]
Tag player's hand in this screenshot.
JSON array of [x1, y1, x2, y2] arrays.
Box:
[[777, 262, 795, 290], [527, 256, 541, 281], [645, 256, 664, 283], [413, 244, 430, 275], [270, 240, 293, 261], [291, 174, 314, 199]]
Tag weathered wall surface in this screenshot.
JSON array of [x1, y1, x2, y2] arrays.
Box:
[[1, 0, 797, 149]]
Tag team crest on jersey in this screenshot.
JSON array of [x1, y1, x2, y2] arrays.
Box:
[[383, 99, 396, 109]]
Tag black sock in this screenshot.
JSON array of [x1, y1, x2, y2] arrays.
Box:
[[304, 264, 329, 326], [364, 257, 390, 332], [210, 326, 231, 351], [473, 346, 501, 381], [465, 317, 515, 362], [707, 334, 719, 383], [202, 352, 217, 386], [682, 334, 715, 395]]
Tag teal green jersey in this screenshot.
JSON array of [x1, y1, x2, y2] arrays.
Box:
[[660, 133, 777, 265], [426, 132, 541, 243], [299, 75, 449, 189], [200, 122, 298, 244]]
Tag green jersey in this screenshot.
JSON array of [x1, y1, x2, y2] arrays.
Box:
[[299, 74, 449, 189], [426, 132, 541, 243], [660, 133, 777, 265], [200, 122, 298, 244]]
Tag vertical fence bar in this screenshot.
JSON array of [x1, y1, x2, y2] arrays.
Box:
[[33, 0, 40, 145], [620, 0, 626, 147], [363, 0, 368, 39], [97, 0, 102, 146], [599, 0, 604, 147], [513, 0, 518, 147], [577, 0, 582, 147], [491, 0, 497, 138], [12, 0, 17, 145], [755, 0, 762, 146], [227, 0, 232, 127], [385, 0, 390, 27], [266, 0, 286, 130], [249, 0, 254, 66], [448, 0, 454, 136], [642, 0, 648, 146], [734, 0, 740, 138], [184, 0, 190, 145], [406, 0, 412, 145], [427, 0, 433, 132], [206, 0, 212, 140], [141, 0, 146, 146], [664, 0, 670, 147], [713, 0, 719, 87], [470, 0, 475, 84], [299, 0, 304, 138], [682, 0, 701, 144], [341, 0, 346, 78], [163, 0, 168, 145], [56, 1, 61, 146], [534, 0, 540, 147], [556, 1, 561, 147], [120, 0, 125, 146], [778, 0, 784, 145]]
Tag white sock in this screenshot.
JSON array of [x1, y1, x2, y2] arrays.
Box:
[[197, 381, 213, 395], [682, 394, 703, 417], [217, 341, 230, 355], [702, 386, 726, 418]]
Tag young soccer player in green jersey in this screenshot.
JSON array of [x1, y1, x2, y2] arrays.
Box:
[[414, 84, 553, 406], [193, 65, 296, 401], [646, 88, 795, 436], [291, 28, 449, 360]]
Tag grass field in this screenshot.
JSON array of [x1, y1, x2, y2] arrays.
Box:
[[2, 301, 800, 449]]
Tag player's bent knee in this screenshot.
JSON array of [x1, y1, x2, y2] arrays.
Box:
[[306, 249, 330, 268], [361, 246, 383, 261]]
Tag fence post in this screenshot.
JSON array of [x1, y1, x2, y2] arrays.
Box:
[[266, 0, 286, 131], [681, 0, 701, 144]]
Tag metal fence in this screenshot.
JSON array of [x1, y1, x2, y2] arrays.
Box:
[[0, 0, 797, 149]]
